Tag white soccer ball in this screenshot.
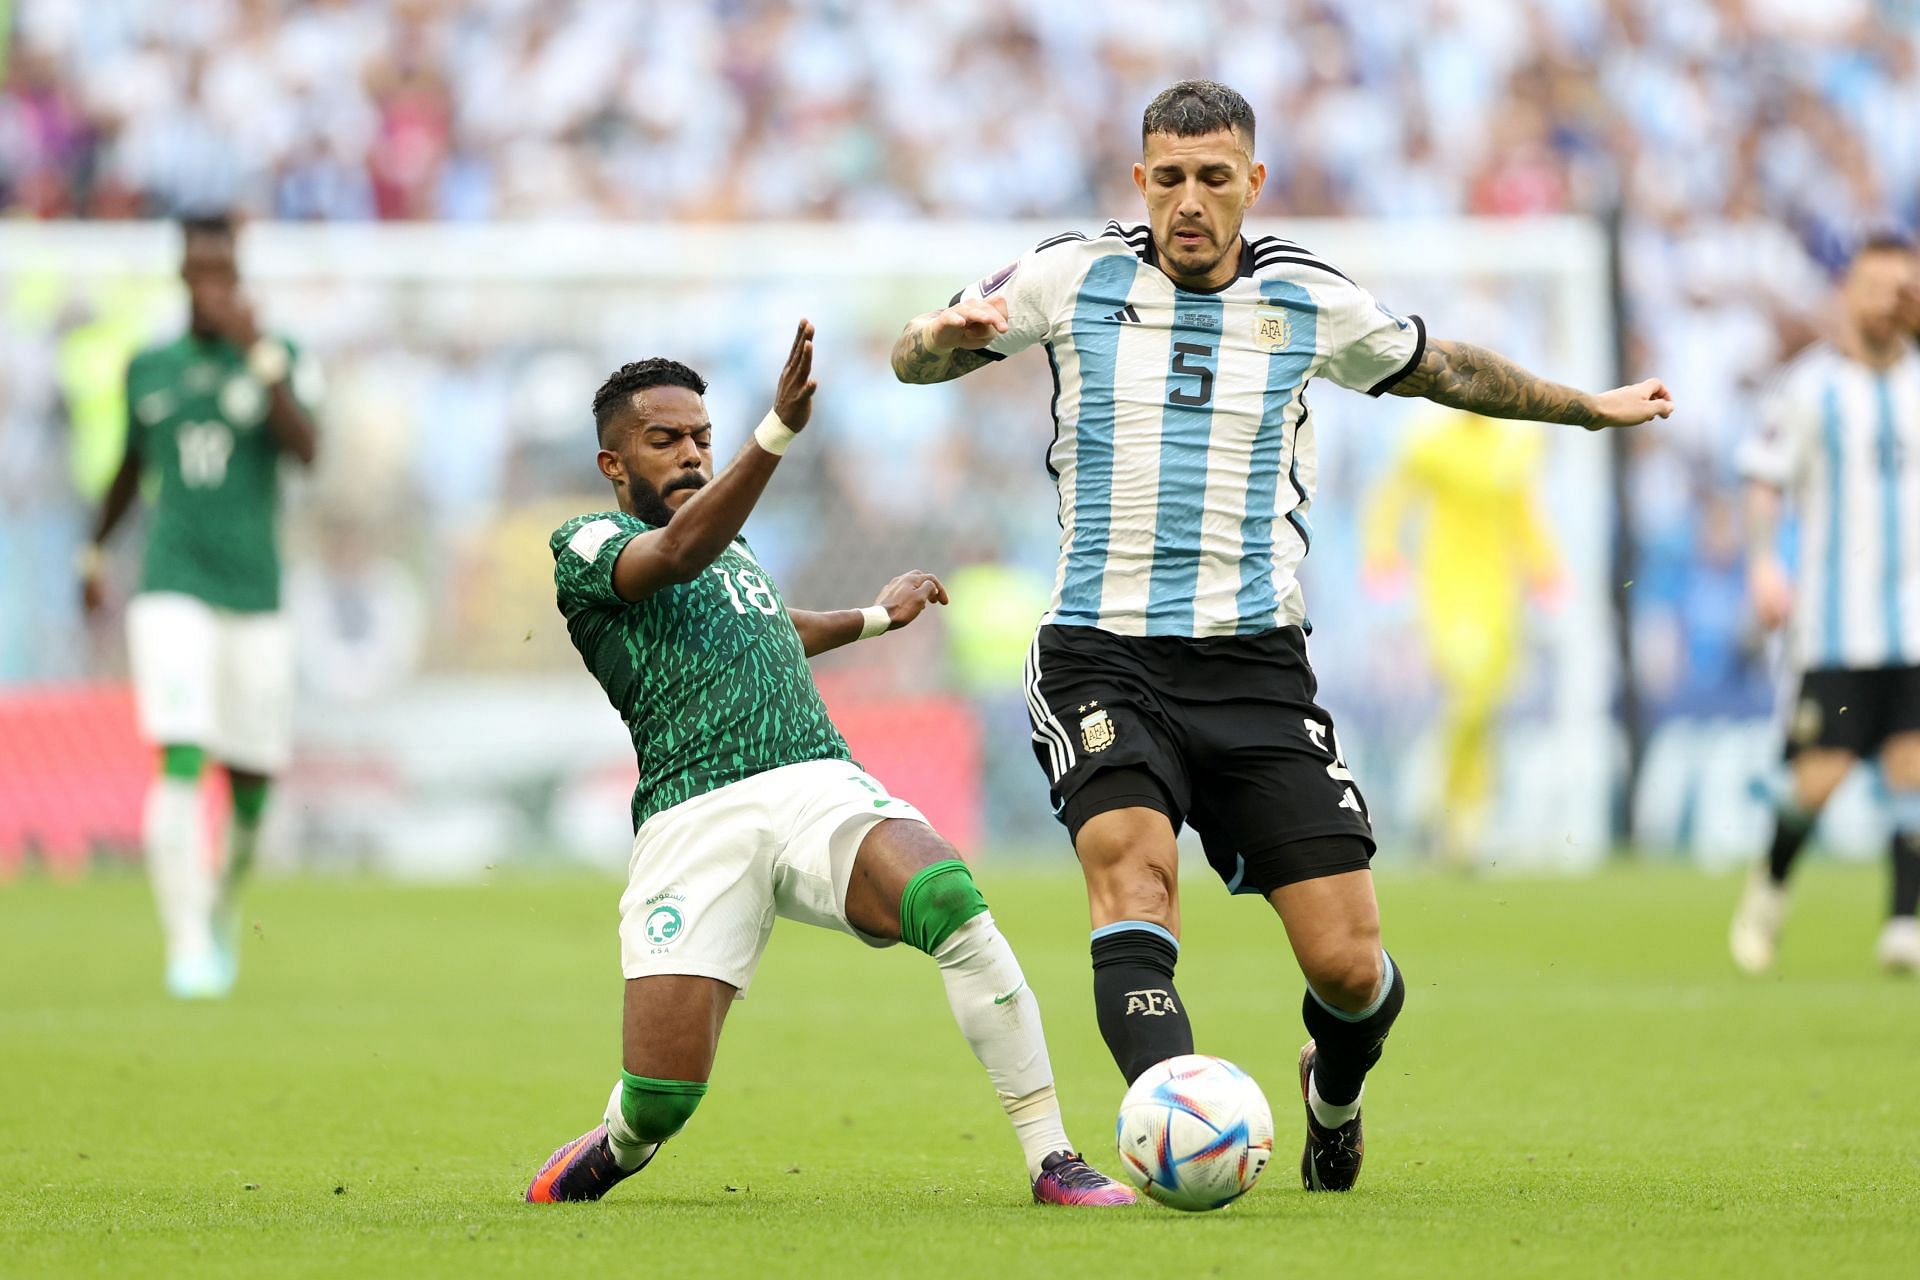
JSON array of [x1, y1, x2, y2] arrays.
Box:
[[1114, 1054, 1274, 1211]]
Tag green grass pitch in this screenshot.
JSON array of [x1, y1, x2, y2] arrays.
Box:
[[3, 860, 1916, 1279]]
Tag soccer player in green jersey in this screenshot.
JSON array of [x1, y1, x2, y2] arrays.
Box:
[[525, 322, 1133, 1207], [79, 215, 320, 1000]]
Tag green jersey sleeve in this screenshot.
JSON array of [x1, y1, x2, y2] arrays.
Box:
[[551, 511, 651, 614]]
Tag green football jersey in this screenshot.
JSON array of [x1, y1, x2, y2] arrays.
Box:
[[126, 334, 319, 612], [550, 511, 852, 829]]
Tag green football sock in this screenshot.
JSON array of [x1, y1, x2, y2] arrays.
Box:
[[898, 859, 988, 954], [604, 1073, 707, 1171], [225, 777, 270, 889]]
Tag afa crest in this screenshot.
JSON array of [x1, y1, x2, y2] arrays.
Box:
[[1790, 697, 1823, 746], [1251, 307, 1292, 351], [1079, 704, 1116, 753]]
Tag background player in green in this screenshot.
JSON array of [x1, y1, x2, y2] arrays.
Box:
[[526, 321, 1134, 1207], [79, 214, 320, 999]]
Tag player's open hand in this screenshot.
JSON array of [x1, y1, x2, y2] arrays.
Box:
[[775, 319, 818, 431], [928, 296, 1009, 351], [875, 570, 949, 631], [1585, 378, 1674, 429], [1750, 554, 1793, 631]]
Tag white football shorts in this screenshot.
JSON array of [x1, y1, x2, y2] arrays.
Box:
[[618, 758, 929, 992], [126, 591, 294, 773]]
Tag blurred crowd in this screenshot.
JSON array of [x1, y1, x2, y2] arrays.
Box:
[[6, 0, 1920, 725]]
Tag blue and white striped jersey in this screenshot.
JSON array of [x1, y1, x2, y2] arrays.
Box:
[[956, 221, 1424, 638], [1739, 341, 1920, 670]]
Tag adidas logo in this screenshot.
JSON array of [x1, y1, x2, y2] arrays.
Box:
[[1106, 304, 1142, 325]]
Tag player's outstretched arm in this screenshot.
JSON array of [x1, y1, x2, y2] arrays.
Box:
[[611, 321, 817, 603], [1387, 338, 1674, 430], [891, 296, 1010, 384], [789, 571, 949, 657]]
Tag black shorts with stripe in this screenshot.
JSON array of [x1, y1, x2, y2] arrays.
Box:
[[1024, 623, 1374, 896]]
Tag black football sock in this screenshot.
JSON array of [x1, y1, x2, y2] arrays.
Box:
[[1766, 810, 1816, 886], [1090, 923, 1194, 1084], [1302, 950, 1406, 1108], [1891, 830, 1920, 919]]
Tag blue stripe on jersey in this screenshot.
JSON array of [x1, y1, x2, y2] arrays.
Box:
[[1235, 280, 1319, 633], [1877, 373, 1903, 661], [1056, 254, 1141, 625], [1145, 290, 1225, 635], [1822, 382, 1844, 665]]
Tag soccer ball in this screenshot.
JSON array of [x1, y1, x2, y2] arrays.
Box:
[[1114, 1054, 1274, 1211]]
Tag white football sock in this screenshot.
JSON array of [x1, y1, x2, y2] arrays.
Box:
[[1308, 1071, 1363, 1129], [144, 776, 214, 965], [602, 1081, 660, 1173], [932, 913, 1072, 1179]]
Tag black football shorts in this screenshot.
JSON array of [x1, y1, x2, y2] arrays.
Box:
[[1024, 623, 1373, 896], [1784, 665, 1920, 760]]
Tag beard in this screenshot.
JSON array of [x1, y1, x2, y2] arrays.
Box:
[[629, 471, 706, 527], [1162, 230, 1231, 279]]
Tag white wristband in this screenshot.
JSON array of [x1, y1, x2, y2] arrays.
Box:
[[247, 339, 290, 385], [753, 410, 797, 457], [858, 606, 892, 640]]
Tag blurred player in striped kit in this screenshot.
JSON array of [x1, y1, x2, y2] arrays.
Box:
[[1731, 234, 1920, 974], [79, 215, 320, 998], [892, 80, 1673, 1191]]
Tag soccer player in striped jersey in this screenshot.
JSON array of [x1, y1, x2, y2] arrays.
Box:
[[891, 79, 1673, 1191], [1730, 234, 1920, 975]]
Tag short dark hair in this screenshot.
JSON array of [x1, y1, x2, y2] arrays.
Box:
[[592, 357, 708, 441], [180, 213, 237, 242], [1141, 79, 1255, 148]]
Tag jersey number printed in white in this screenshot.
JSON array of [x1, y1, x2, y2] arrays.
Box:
[[177, 421, 233, 488], [1305, 717, 1364, 813], [712, 567, 779, 616]]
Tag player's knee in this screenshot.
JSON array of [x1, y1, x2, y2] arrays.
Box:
[[159, 743, 206, 781], [1307, 946, 1385, 1014], [1083, 844, 1178, 928], [619, 1073, 707, 1143], [898, 859, 989, 955], [1789, 752, 1850, 809], [1099, 871, 1175, 928], [1882, 737, 1920, 792]]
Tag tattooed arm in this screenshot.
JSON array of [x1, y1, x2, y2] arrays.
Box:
[[891, 296, 1011, 384], [1387, 338, 1673, 430]]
